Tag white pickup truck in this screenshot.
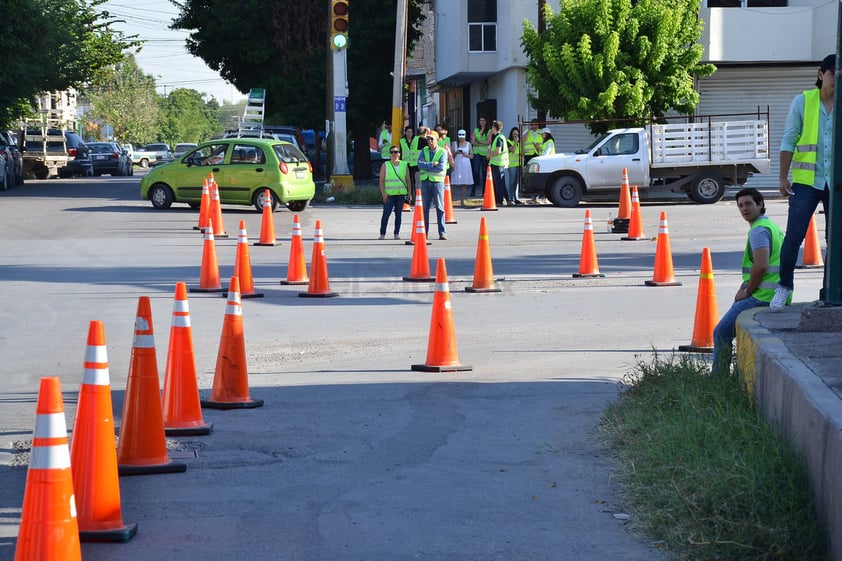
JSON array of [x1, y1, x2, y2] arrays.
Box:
[[522, 119, 770, 206]]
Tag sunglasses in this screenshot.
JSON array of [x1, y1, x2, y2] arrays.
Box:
[[390, 149, 400, 154]]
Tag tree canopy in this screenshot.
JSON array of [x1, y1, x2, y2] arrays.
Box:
[[522, 0, 715, 134], [172, 0, 424, 177], [0, 0, 137, 128]]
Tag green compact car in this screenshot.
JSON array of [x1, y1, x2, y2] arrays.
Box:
[[140, 138, 315, 212]]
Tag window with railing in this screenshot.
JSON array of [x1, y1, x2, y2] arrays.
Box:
[[468, 0, 496, 53]]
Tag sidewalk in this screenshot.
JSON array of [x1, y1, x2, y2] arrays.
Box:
[[737, 302, 842, 561]]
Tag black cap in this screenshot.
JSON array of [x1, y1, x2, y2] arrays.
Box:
[[820, 54, 836, 72]]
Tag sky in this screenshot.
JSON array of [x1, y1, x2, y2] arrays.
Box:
[[101, 0, 246, 104]]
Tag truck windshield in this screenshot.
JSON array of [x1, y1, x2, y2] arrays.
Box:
[[581, 133, 610, 154]]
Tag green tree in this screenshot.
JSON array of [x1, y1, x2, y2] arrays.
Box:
[[522, 0, 715, 134], [84, 55, 160, 145], [157, 89, 221, 148], [171, 0, 424, 178], [0, 0, 137, 128]]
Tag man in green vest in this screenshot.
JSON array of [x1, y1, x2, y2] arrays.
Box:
[[417, 130, 448, 240], [773, 53, 835, 310], [487, 120, 510, 205], [522, 118, 543, 165], [400, 126, 420, 194], [712, 188, 785, 375], [378, 121, 393, 160]]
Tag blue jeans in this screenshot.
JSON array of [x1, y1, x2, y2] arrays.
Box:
[[421, 179, 445, 237], [471, 154, 488, 195], [711, 296, 767, 375], [505, 166, 520, 201], [779, 183, 829, 289], [380, 194, 405, 236]]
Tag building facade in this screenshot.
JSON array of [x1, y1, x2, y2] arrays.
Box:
[[414, 0, 836, 187]]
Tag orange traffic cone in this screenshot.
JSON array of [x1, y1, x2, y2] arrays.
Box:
[[228, 220, 264, 298], [444, 175, 457, 224], [194, 178, 210, 231], [14, 377, 81, 561], [254, 189, 279, 246], [481, 165, 498, 211], [612, 168, 632, 233], [403, 214, 435, 282], [190, 226, 225, 293], [797, 214, 824, 269], [69, 320, 138, 542], [299, 220, 338, 298], [621, 185, 646, 240], [281, 214, 309, 285], [202, 276, 264, 409], [117, 297, 188, 476], [405, 188, 430, 246], [411, 258, 472, 372], [162, 283, 213, 436], [465, 217, 501, 292], [645, 211, 682, 286], [679, 248, 719, 353], [209, 177, 228, 239], [573, 210, 605, 278]]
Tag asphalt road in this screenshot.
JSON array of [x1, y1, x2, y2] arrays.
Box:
[[0, 175, 824, 560]]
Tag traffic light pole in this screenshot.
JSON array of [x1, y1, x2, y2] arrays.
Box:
[[826, 3, 842, 303], [328, 0, 353, 190]]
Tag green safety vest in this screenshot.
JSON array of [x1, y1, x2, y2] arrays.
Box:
[[742, 217, 785, 303], [508, 138, 522, 167], [473, 128, 490, 156], [379, 129, 392, 159], [400, 137, 420, 167], [419, 146, 447, 182], [542, 139, 555, 156], [792, 88, 821, 186], [523, 129, 542, 156], [489, 133, 509, 168], [383, 160, 409, 195]]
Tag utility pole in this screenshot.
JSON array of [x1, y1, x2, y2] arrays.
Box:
[[389, 0, 409, 150], [328, 0, 353, 190]]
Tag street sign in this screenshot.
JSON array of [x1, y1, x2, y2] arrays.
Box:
[[334, 96, 346, 113]]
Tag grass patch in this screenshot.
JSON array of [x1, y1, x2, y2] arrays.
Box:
[[601, 352, 827, 561]]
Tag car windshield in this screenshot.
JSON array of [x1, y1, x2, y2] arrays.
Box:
[[89, 144, 116, 154]]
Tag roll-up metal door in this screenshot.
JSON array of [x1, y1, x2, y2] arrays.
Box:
[[696, 65, 817, 188]]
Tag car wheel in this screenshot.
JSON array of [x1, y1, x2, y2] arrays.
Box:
[[252, 189, 279, 212], [688, 171, 724, 204], [140, 159, 149, 169], [149, 183, 175, 209], [370, 161, 381, 179], [548, 175, 583, 207], [286, 199, 309, 212]]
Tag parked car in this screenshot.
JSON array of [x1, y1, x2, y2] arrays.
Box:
[[87, 142, 132, 176], [173, 143, 198, 159], [0, 131, 19, 188], [143, 143, 173, 165], [3, 131, 23, 186], [59, 132, 93, 178], [140, 137, 315, 212]]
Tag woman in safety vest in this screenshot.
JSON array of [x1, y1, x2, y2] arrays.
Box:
[[379, 145, 409, 240]]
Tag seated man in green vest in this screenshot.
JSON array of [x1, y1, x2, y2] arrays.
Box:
[[712, 188, 785, 375]]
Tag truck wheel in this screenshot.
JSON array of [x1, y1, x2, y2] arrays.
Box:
[[34, 168, 49, 180], [149, 183, 174, 209], [139, 159, 150, 169], [253, 189, 279, 212], [689, 172, 724, 204], [548, 176, 583, 207], [286, 199, 309, 212]]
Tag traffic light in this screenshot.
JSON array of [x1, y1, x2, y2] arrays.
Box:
[[331, 0, 349, 49]]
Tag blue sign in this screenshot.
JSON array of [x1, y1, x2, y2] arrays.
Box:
[[334, 96, 346, 113]]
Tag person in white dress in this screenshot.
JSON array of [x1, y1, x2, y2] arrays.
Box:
[[450, 129, 473, 206]]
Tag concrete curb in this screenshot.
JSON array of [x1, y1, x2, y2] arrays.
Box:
[[737, 305, 842, 560]]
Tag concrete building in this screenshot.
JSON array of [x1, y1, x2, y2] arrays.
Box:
[[412, 0, 837, 188]]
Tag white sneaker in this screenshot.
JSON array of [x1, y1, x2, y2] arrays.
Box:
[[770, 286, 791, 311]]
